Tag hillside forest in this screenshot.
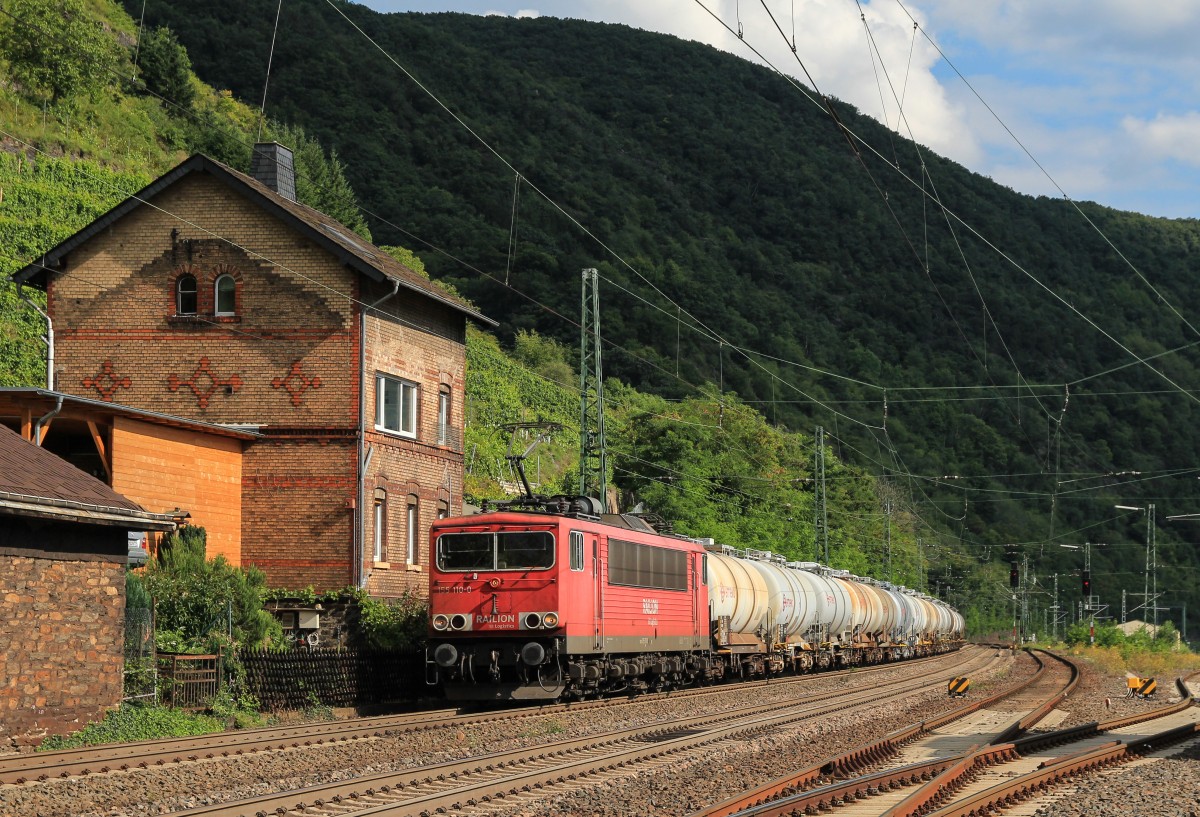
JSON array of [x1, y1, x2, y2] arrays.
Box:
[[2, 0, 1198, 640]]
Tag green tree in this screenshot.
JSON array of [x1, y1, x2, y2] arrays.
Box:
[[512, 329, 575, 388], [136, 25, 195, 107], [0, 0, 124, 103], [268, 121, 372, 240], [142, 527, 281, 653]]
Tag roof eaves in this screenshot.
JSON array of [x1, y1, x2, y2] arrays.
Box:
[[0, 388, 262, 440], [11, 156, 207, 287], [0, 490, 178, 531]]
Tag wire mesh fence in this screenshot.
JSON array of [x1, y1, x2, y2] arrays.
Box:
[[123, 606, 156, 703]]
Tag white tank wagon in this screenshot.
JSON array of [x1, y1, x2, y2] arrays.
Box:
[[703, 544, 963, 674]]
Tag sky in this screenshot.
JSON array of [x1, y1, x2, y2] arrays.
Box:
[[354, 0, 1200, 220]]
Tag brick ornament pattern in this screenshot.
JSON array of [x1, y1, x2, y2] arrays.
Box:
[[272, 360, 323, 407], [82, 360, 132, 401], [168, 356, 244, 409]]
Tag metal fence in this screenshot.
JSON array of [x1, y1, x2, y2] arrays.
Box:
[[123, 606, 157, 703]]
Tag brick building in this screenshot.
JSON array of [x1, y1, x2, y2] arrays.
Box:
[[13, 145, 493, 597], [0, 424, 176, 748]]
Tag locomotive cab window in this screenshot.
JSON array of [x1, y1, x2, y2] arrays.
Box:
[[437, 531, 555, 571], [569, 531, 585, 571]]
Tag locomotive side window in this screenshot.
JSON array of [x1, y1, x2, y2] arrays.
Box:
[[569, 531, 585, 571], [437, 531, 555, 571], [608, 539, 687, 591]]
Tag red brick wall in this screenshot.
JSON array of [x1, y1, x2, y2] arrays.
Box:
[[49, 176, 358, 424], [0, 532, 126, 750], [242, 436, 357, 591], [362, 297, 465, 599]]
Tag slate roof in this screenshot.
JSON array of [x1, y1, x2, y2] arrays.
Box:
[[0, 424, 175, 530], [12, 153, 495, 327]]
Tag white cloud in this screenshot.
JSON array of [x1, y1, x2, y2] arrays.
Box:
[[357, 0, 1200, 216], [484, 7, 539, 16], [1123, 112, 1200, 168]]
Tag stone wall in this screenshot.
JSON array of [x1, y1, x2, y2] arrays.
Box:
[[0, 524, 126, 750]]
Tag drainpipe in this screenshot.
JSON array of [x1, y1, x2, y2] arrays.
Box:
[[33, 394, 63, 447], [356, 279, 400, 588], [18, 282, 53, 390]]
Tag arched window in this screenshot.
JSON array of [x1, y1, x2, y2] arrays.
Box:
[[406, 494, 419, 564], [437, 386, 451, 445], [176, 274, 197, 315], [373, 488, 387, 563], [215, 274, 236, 315]]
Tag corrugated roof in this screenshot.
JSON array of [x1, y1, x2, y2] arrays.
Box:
[[11, 153, 495, 328]]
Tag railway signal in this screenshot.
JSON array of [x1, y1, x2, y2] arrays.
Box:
[[1082, 570, 1090, 596]]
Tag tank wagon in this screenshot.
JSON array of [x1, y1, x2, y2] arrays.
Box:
[[426, 496, 963, 701]]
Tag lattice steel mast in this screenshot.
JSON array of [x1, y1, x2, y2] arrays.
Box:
[[579, 268, 607, 510]]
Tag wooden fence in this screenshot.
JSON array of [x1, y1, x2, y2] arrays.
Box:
[[240, 647, 428, 710], [159, 653, 221, 710]]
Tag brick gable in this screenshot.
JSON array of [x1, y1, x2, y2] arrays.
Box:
[[22, 155, 482, 597]]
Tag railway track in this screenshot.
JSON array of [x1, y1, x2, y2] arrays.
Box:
[[0, 648, 970, 786], [696, 652, 1200, 817], [1, 647, 994, 817]]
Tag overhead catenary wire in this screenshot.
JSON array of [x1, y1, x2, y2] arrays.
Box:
[[314, 0, 886, 434], [888, 0, 1200, 347], [695, 0, 1200, 412], [8, 3, 1195, 576]]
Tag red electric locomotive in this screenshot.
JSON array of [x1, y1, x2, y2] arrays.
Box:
[[426, 495, 715, 701]]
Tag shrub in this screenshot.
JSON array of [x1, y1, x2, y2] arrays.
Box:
[[356, 591, 427, 650], [142, 526, 282, 653], [37, 704, 224, 750]]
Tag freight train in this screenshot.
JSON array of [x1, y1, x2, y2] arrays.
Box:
[[425, 494, 964, 701]]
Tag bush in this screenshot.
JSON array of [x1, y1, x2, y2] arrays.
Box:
[[37, 704, 224, 750], [356, 591, 427, 650], [142, 526, 282, 653]]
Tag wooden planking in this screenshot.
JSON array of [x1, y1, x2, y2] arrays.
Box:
[[110, 415, 242, 563]]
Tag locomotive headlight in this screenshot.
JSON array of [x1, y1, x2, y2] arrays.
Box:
[[523, 612, 544, 630], [432, 614, 450, 631], [542, 611, 560, 628], [450, 613, 471, 631]]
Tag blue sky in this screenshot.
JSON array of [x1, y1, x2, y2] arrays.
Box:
[[356, 1, 1200, 220]]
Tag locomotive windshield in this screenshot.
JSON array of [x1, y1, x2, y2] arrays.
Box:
[[437, 531, 555, 571]]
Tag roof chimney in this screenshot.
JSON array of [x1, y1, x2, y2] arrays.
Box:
[[250, 142, 296, 201]]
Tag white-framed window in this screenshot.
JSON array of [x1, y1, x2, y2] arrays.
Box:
[[376, 374, 418, 436], [215, 274, 236, 315], [570, 531, 585, 571], [437, 387, 451, 445], [406, 495, 419, 564], [373, 488, 387, 563]]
